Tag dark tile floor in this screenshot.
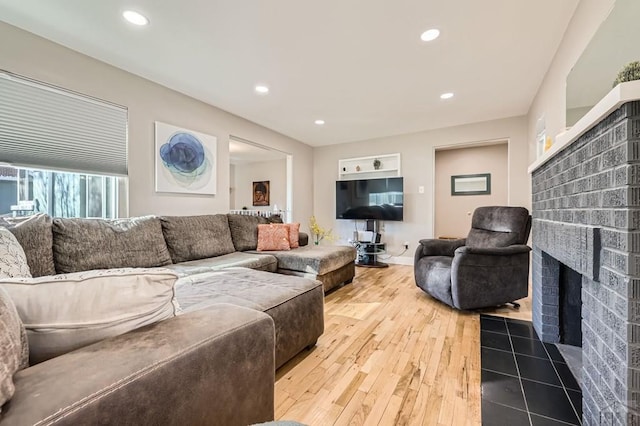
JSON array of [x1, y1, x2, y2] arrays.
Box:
[[480, 315, 582, 425]]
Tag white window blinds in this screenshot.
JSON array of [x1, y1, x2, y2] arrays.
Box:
[[0, 71, 128, 176]]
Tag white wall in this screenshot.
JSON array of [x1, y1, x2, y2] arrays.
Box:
[[527, 0, 615, 163], [0, 22, 314, 223], [232, 159, 287, 212], [313, 116, 529, 264]]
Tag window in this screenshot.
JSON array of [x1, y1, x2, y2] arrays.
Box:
[[0, 166, 118, 219], [0, 71, 126, 219]]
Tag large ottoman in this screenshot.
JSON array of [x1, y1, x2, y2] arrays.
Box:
[[174, 267, 324, 369], [253, 245, 357, 293]]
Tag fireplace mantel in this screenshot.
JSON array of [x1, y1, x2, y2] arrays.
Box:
[[528, 80, 640, 174]]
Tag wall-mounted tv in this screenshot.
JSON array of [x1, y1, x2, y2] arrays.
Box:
[[336, 177, 404, 221]]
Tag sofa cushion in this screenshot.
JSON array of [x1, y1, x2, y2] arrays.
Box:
[[0, 268, 178, 364], [163, 252, 278, 276], [0, 286, 29, 411], [0, 228, 32, 279], [173, 267, 324, 368], [160, 215, 236, 263], [227, 214, 268, 251], [0, 214, 56, 277], [257, 224, 290, 251], [52, 216, 172, 273], [252, 245, 357, 276]]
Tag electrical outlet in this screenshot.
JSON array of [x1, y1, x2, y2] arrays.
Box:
[[403, 241, 409, 250]]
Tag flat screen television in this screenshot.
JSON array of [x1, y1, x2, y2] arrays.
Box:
[[335, 177, 403, 221]]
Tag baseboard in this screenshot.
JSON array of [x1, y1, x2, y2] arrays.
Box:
[[380, 256, 413, 266]]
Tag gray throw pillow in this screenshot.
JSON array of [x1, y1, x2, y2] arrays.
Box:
[[52, 216, 173, 273], [0, 286, 29, 412], [0, 214, 56, 277], [160, 215, 236, 263], [227, 214, 269, 251]]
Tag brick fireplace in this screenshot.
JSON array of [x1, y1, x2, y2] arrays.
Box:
[[531, 101, 640, 424]]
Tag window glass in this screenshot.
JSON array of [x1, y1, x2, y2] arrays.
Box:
[[0, 167, 117, 219]]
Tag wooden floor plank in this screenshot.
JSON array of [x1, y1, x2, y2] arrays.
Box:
[[275, 264, 532, 425]]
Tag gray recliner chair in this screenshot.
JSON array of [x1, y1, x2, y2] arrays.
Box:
[[414, 206, 531, 310]]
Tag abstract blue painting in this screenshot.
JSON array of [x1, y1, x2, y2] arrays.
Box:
[[155, 122, 217, 194]]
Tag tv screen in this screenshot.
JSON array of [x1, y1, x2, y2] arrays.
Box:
[[336, 177, 404, 221]]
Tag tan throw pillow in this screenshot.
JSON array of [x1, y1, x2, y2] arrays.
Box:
[[287, 223, 300, 249], [0, 268, 178, 364], [256, 224, 291, 251], [0, 286, 29, 412], [0, 228, 32, 279]]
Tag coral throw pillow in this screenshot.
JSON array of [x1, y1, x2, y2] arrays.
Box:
[[287, 223, 300, 248], [257, 224, 291, 251]]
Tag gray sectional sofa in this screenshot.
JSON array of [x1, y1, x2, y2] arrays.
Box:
[[0, 212, 357, 425]]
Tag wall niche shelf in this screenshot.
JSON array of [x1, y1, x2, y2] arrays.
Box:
[[338, 153, 401, 180]]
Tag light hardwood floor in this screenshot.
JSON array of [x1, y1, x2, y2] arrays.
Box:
[[275, 264, 532, 425]]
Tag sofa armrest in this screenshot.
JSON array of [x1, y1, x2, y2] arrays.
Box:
[[416, 238, 466, 259], [298, 231, 309, 247], [2, 304, 275, 426]]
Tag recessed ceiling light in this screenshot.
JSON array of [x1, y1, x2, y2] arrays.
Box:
[[255, 85, 269, 94], [314, 119, 325, 125], [123, 10, 149, 26], [420, 29, 440, 42], [440, 92, 454, 100]]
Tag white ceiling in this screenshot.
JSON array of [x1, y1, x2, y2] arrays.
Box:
[[0, 0, 579, 147]]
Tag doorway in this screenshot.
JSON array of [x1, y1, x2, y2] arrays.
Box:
[[434, 141, 508, 238], [228, 136, 293, 222]]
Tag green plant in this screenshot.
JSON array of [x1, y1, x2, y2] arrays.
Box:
[[613, 61, 640, 87]]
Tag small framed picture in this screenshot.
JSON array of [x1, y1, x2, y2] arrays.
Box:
[[253, 181, 270, 206], [451, 173, 491, 196]]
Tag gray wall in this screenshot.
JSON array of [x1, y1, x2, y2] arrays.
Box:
[[0, 22, 314, 223], [232, 159, 287, 212], [314, 116, 529, 263], [527, 0, 615, 163]]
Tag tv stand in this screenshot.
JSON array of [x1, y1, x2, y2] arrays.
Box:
[[355, 219, 388, 268], [355, 242, 388, 268]]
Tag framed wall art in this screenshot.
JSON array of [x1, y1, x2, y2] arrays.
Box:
[[451, 173, 491, 196], [155, 121, 217, 195], [253, 180, 270, 206]]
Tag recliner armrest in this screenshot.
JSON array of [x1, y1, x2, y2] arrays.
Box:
[[451, 245, 531, 310], [3, 304, 275, 426], [454, 244, 531, 257], [416, 238, 466, 258]]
